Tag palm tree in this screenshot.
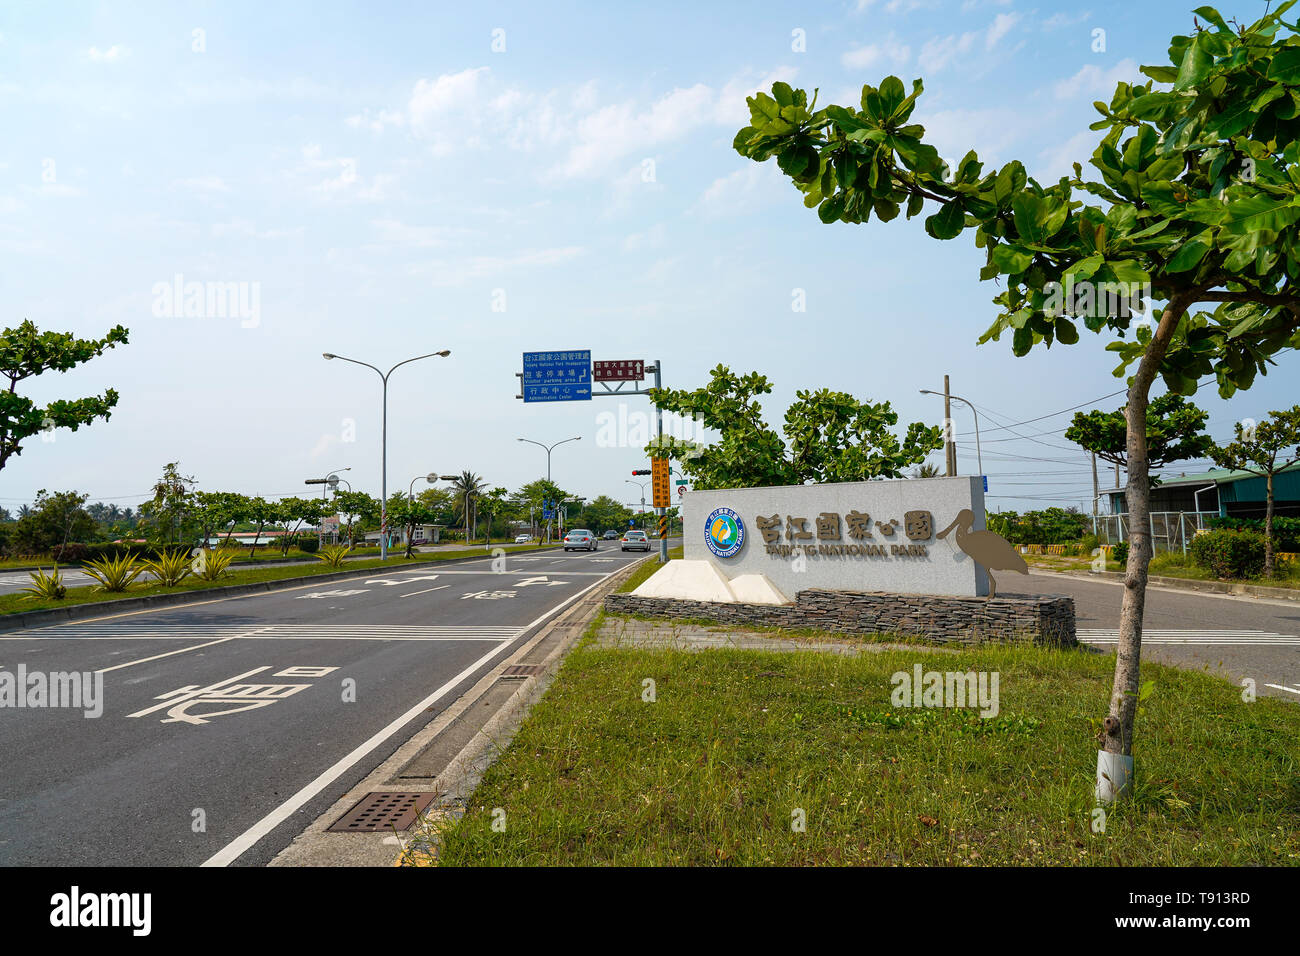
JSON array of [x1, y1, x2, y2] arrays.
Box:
[[911, 461, 942, 479], [17, 504, 32, 519], [448, 471, 487, 539]]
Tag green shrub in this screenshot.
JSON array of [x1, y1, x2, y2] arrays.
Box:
[[1206, 515, 1300, 552], [315, 544, 351, 568], [297, 537, 320, 554], [83, 554, 147, 592], [1190, 528, 1265, 579], [22, 566, 67, 600], [144, 549, 193, 587], [1079, 533, 1100, 553], [49, 542, 90, 563], [1112, 541, 1129, 567], [193, 548, 235, 581]]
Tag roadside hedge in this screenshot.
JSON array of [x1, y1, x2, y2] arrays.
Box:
[[1190, 528, 1265, 579], [1206, 515, 1300, 552]]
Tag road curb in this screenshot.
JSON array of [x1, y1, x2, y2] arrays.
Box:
[[1048, 568, 1300, 602], [0, 545, 563, 633]]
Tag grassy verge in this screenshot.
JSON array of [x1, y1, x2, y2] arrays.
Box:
[[432, 636, 1300, 866], [1, 542, 558, 616], [615, 545, 683, 594]]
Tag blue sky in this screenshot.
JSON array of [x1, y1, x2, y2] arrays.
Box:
[[2, 0, 1294, 516]]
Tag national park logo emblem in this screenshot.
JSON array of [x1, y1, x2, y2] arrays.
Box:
[[705, 507, 745, 558]]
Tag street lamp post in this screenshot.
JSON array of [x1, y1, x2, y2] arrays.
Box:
[[517, 436, 581, 543], [920, 388, 983, 480], [409, 472, 438, 502], [626, 479, 647, 529], [323, 349, 451, 560]]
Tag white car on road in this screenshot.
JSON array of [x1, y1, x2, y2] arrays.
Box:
[[563, 529, 598, 551]]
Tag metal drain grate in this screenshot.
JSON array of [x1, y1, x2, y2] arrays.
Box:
[[327, 792, 436, 833], [501, 663, 545, 679]]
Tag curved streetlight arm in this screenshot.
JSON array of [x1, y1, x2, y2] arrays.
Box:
[[920, 388, 983, 479]]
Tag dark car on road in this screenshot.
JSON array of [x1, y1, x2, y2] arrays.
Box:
[[602, 530, 620, 540]]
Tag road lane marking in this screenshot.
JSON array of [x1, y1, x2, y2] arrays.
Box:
[[201, 557, 643, 867], [1264, 683, 1300, 696], [1079, 628, 1299, 645], [399, 585, 450, 598], [97, 637, 239, 673]]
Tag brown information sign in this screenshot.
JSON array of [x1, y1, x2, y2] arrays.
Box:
[[593, 359, 645, 382]]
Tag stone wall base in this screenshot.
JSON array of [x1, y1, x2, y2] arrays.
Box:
[[604, 587, 1076, 647]]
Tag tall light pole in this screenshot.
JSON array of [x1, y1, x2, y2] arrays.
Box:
[[626, 479, 647, 529], [920, 388, 983, 480], [517, 436, 581, 542], [323, 349, 451, 560]]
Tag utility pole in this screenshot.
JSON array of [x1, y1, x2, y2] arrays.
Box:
[[654, 359, 668, 563], [944, 374, 956, 477], [1091, 453, 1100, 515]]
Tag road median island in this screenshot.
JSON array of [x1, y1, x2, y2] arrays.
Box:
[[1049, 568, 1300, 602], [421, 612, 1300, 866], [0, 542, 564, 632]]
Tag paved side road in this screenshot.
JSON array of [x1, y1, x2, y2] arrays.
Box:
[[1016, 571, 1300, 701], [0, 546, 649, 866]]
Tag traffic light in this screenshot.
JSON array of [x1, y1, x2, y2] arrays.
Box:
[[632, 469, 651, 476]]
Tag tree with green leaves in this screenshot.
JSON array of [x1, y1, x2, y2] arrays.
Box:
[[0, 320, 129, 472], [140, 462, 197, 547], [193, 491, 249, 548], [647, 364, 942, 490], [1065, 393, 1213, 480], [11, 490, 97, 554], [448, 471, 487, 539], [474, 487, 513, 543], [582, 495, 634, 534], [385, 494, 435, 558], [333, 489, 379, 547], [1210, 405, 1300, 576], [243, 496, 277, 558], [733, 5, 1300, 800]]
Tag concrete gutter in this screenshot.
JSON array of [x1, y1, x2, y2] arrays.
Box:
[[0, 545, 563, 633]]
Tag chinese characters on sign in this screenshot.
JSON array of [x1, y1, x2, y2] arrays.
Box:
[[520, 350, 592, 403], [651, 457, 671, 508], [592, 359, 645, 382], [757, 510, 934, 558]]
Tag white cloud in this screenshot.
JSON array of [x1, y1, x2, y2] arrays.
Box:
[[87, 45, 130, 63], [345, 108, 404, 133], [1053, 58, 1142, 100], [1042, 11, 1091, 31], [842, 36, 911, 70], [986, 12, 1021, 50], [417, 246, 585, 287], [174, 176, 230, 194], [919, 13, 1022, 72], [369, 218, 462, 248], [1036, 129, 1097, 182], [696, 163, 785, 219], [211, 219, 304, 240], [623, 223, 667, 252]]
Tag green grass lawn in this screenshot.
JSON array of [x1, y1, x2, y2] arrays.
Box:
[[431, 629, 1300, 866], [0, 542, 559, 616]]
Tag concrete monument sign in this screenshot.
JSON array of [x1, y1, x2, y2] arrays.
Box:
[[683, 476, 1022, 599]]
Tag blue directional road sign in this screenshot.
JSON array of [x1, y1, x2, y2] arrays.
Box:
[[521, 350, 591, 402]]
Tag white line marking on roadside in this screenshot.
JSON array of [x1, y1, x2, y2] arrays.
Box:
[[1264, 683, 1300, 696], [200, 559, 639, 867], [96, 637, 238, 673], [399, 585, 450, 598]]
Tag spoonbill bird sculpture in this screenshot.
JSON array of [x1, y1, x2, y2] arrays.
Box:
[[936, 509, 1027, 599]]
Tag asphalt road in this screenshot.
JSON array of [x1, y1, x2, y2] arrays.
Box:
[[0, 541, 548, 594], [0, 545, 652, 866], [1016, 571, 1300, 702]]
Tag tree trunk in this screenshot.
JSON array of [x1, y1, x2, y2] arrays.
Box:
[[1099, 295, 1191, 804], [1264, 472, 1275, 579]]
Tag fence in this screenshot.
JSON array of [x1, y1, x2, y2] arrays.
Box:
[[1091, 511, 1219, 554]]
